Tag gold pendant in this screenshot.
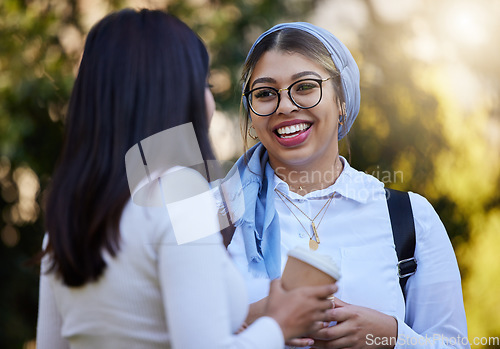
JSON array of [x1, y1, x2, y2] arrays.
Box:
[[309, 239, 319, 251], [311, 222, 320, 243]]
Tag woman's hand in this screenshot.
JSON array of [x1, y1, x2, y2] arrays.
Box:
[[309, 298, 397, 349], [265, 279, 337, 341], [285, 336, 320, 347], [245, 297, 268, 326]]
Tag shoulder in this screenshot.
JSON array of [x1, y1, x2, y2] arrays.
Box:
[[407, 191, 443, 235], [128, 166, 218, 240], [336, 161, 386, 203], [407, 191, 457, 256], [406, 192, 463, 283], [120, 200, 174, 244]]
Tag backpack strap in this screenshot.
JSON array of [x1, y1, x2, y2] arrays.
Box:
[[385, 188, 417, 301]]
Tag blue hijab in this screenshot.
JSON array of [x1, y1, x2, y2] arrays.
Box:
[[230, 23, 360, 278]]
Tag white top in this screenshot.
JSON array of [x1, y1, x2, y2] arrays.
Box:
[[37, 185, 284, 348], [228, 158, 469, 349]]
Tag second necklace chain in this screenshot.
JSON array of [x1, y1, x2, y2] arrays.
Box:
[[274, 188, 335, 250]]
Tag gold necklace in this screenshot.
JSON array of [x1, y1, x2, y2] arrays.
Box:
[[274, 188, 335, 250]]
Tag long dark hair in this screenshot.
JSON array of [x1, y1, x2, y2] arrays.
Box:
[[44, 9, 215, 286]]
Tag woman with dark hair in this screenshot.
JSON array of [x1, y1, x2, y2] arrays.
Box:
[[223, 23, 469, 348], [36, 10, 337, 349]]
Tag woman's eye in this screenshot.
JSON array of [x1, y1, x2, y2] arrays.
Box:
[[254, 89, 277, 99], [295, 82, 317, 92]]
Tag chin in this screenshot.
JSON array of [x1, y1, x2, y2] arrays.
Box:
[[272, 148, 318, 168]]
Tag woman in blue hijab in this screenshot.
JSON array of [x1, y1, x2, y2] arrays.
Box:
[[224, 22, 469, 348]]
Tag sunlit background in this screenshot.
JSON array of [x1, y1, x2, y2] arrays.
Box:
[[0, 0, 499, 347]]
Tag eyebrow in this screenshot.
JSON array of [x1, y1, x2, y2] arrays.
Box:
[[251, 77, 276, 89], [251, 71, 323, 89], [292, 71, 322, 80]]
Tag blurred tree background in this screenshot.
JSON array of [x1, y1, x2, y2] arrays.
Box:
[[0, 0, 498, 348]]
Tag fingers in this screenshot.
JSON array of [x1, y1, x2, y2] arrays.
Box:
[[268, 278, 285, 299], [311, 316, 357, 339], [300, 283, 338, 298], [319, 299, 335, 311], [316, 307, 351, 324], [310, 326, 339, 341], [320, 298, 352, 323], [268, 278, 282, 293], [235, 321, 248, 334], [325, 307, 352, 323], [285, 337, 315, 347], [323, 308, 337, 322], [311, 336, 352, 349], [285, 322, 328, 347], [331, 297, 348, 307], [309, 320, 329, 333]]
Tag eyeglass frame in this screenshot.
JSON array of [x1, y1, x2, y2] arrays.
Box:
[[242, 77, 333, 117]]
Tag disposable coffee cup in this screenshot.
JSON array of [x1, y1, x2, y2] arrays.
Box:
[[281, 247, 341, 291]]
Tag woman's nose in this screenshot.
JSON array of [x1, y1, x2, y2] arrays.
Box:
[[275, 90, 298, 115]]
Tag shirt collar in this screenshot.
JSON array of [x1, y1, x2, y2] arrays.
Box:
[[273, 156, 385, 203]]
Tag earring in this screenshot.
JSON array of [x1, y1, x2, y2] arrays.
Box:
[[248, 125, 259, 140], [339, 102, 346, 125], [338, 114, 345, 126]]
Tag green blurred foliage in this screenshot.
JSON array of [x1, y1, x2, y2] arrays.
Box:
[[347, 2, 500, 346], [1, 0, 498, 347], [0, 0, 74, 346]]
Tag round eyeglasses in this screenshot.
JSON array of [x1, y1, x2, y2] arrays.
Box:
[[243, 77, 333, 117]]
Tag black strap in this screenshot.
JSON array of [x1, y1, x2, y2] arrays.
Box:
[[221, 216, 236, 249], [385, 188, 417, 300], [217, 186, 236, 249]]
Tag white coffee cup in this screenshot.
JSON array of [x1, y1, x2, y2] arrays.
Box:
[[281, 247, 341, 290]]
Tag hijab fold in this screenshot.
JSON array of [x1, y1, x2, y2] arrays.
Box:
[[222, 143, 281, 278]]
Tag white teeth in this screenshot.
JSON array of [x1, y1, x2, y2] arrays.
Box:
[[276, 123, 311, 136]]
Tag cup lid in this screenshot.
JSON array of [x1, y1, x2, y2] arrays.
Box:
[[287, 247, 341, 281]]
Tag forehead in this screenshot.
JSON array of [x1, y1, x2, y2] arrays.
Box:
[[250, 50, 328, 83]]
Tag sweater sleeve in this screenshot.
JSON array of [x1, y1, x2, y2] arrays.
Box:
[[393, 193, 470, 349], [36, 250, 70, 349], [158, 230, 284, 349]]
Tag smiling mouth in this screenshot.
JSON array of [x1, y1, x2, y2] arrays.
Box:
[[275, 122, 312, 139]]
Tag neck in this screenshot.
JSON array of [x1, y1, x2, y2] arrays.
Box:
[[272, 156, 344, 195]]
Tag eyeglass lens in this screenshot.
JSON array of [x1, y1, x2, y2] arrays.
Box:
[[248, 79, 323, 116]]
